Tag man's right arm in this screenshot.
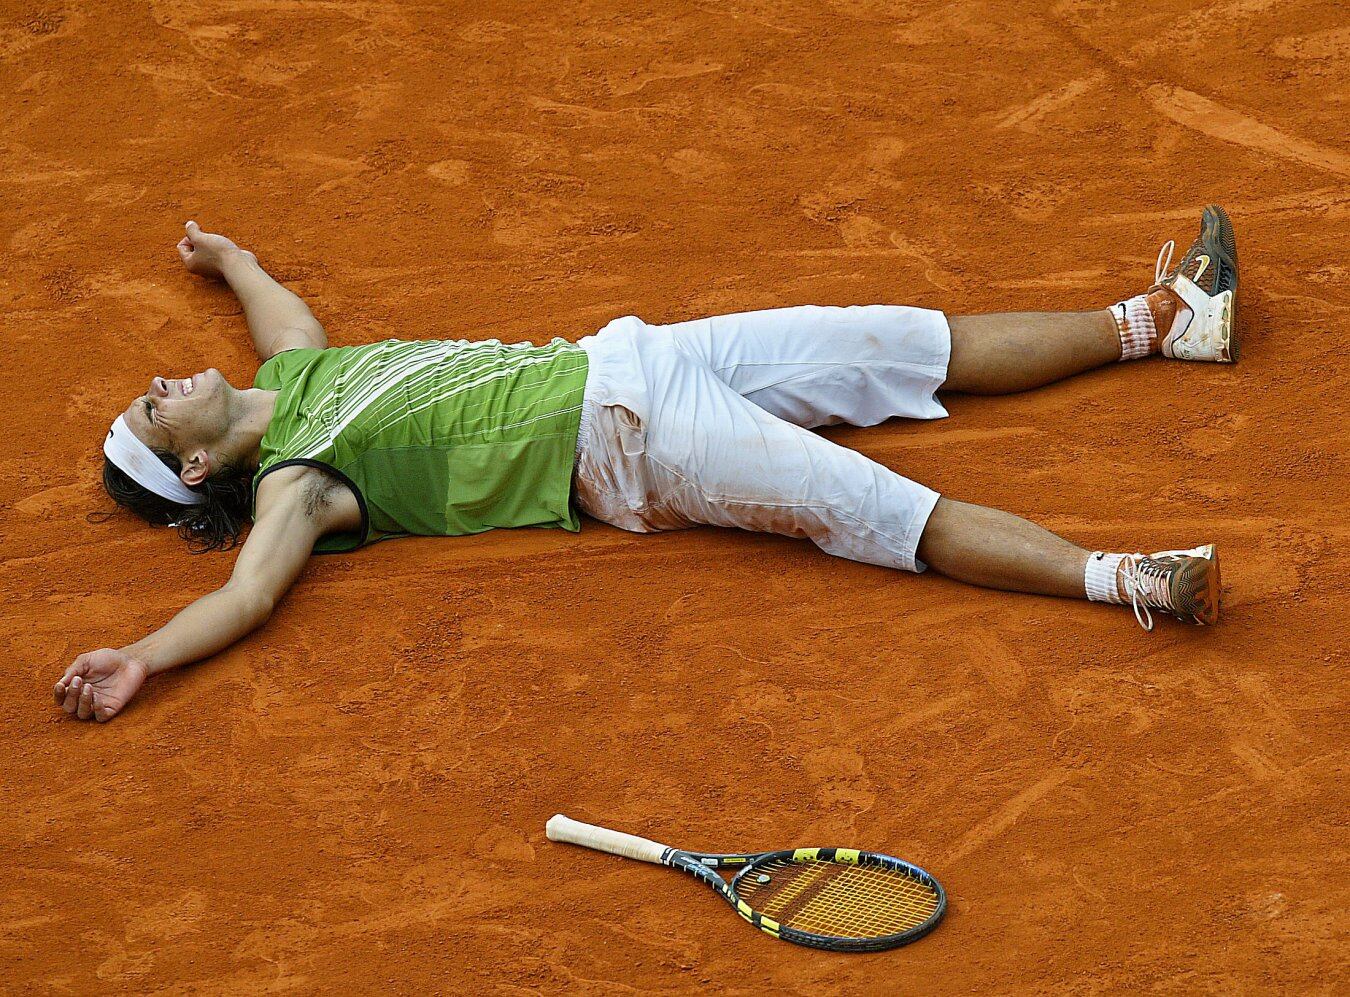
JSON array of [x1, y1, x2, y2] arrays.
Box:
[[176, 220, 328, 359], [53, 477, 326, 722]]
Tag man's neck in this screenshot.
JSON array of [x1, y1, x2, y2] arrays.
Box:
[[226, 388, 279, 471]]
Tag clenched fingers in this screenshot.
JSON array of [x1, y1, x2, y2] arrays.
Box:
[[77, 683, 95, 720], [55, 656, 85, 705], [60, 675, 84, 714]]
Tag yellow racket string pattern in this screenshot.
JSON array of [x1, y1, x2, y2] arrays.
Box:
[[736, 859, 940, 939]]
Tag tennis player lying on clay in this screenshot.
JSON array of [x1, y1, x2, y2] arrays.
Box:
[[57, 210, 1238, 721]]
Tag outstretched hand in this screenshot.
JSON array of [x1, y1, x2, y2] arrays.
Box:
[[53, 649, 149, 722], [175, 220, 255, 279]]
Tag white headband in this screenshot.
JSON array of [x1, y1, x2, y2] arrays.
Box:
[[104, 415, 206, 506]]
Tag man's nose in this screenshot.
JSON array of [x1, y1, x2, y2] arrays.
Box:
[[149, 376, 167, 397]]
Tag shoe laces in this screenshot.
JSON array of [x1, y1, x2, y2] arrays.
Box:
[[1118, 554, 1172, 631], [1154, 240, 1175, 285]]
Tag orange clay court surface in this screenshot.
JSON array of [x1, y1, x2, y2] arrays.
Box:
[[1, 2, 1347, 993]]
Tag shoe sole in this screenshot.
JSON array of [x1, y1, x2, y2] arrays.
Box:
[[1201, 204, 1239, 362], [1171, 543, 1221, 625]]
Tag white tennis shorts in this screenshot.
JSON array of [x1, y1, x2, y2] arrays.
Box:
[[574, 305, 951, 572]]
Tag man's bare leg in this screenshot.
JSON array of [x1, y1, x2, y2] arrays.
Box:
[[944, 290, 1181, 395], [915, 497, 1220, 629], [917, 498, 1088, 598]]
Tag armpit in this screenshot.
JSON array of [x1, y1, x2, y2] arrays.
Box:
[[302, 476, 334, 518]]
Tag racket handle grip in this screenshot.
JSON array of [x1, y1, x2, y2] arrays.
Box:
[[546, 814, 669, 865]]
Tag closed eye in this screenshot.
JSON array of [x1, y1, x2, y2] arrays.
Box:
[[143, 397, 154, 424]]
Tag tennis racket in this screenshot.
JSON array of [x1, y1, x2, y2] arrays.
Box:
[[546, 814, 946, 952]]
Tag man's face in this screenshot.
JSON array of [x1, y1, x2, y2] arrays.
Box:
[[121, 368, 232, 470]]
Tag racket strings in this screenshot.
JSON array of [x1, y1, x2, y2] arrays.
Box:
[[794, 865, 937, 938], [738, 859, 940, 939]]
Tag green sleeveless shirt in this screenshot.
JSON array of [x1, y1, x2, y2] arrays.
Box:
[[252, 337, 589, 553]]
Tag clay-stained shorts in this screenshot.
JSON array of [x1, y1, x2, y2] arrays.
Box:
[[573, 306, 950, 573]]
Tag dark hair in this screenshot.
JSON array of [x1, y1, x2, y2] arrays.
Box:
[[91, 449, 253, 553]]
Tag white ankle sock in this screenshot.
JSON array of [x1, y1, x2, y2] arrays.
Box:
[[1085, 551, 1127, 603], [1110, 296, 1156, 361]]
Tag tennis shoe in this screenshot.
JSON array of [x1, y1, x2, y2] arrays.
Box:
[[1150, 205, 1238, 363], [1118, 544, 1221, 630]]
